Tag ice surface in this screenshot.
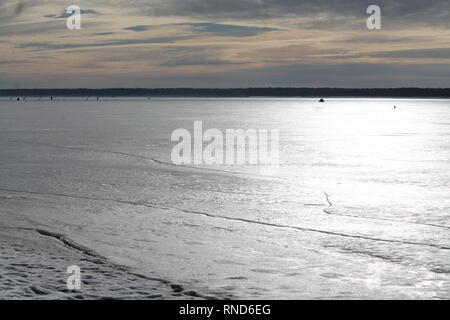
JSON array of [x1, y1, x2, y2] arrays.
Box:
[[0, 98, 449, 299]]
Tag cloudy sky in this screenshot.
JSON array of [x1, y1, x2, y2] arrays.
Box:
[[0, 0, 449, 88]]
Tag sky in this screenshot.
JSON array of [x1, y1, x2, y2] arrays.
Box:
[[0, 0, 449, 88]]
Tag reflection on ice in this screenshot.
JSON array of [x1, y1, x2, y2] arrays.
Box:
[[0, 98, 449, 299]]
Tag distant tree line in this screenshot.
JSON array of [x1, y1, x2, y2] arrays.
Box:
[[1, 88, 450, 98]]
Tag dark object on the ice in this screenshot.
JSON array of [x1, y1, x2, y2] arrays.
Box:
[[319, 98, 325, 102]]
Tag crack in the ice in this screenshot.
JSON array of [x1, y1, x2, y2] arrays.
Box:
[[8, 140, 286, 181], [0, 188, 450, 250], [36, 229, 221, 300], [322, 191, 333, 215], [171, 184, 303, 199], [321, 191, 450, 230], [1, 187, 449, 250], [35, 229, 104, 258], [0, 187, 159, 209], [158, 205, 450, 251]]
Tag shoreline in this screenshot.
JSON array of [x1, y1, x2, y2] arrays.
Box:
[[1, 88, 450, 99]]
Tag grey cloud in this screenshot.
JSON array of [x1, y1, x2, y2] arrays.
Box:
[[77, 44, 239, 67], [0, 20, 63, 37], [0, 0, 25, 22], [307, 48, 450, 61], [333, 34, 431, 44], [186, 62, 450, 88], [0, 59, 28, 64], [59, 32, 117, 39], [163, 55, 246, 67], [93, 32, 115, 36], [368, 48, 450, 59], [123, 23, 279, 36], [45, 9, 103, 19], [97, 45, 233, 66], [125, 0, 450, 28], [17, 36, 194, 51], [181, 23, 279, 37], [3, 61, 450, 88], [123, 25, 153, 32], [75, 62, 105, 69]]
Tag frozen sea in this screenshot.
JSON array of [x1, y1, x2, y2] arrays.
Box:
[[0, 97, 449, 299]]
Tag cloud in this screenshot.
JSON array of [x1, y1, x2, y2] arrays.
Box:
[[368, 48, 450, 60], [0, 59, 29, 64], [17, 36, 194, 51], [0, 20, 62, 36], [123, 22, 278, 36], [125, 0, 450, 27], [123, 25, 153, 32], [181, 23, 279, 37], [1, 0, 450, 88], [170, 61, 450, 88], [163, 55, 246, 67], [45, 9, 103, 19], [332, 34, 430, 44], [92, 32, 115, 36], [3, 61, 450, 88], [0, 0, 25, 22]]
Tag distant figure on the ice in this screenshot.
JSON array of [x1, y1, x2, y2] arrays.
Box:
[[319, 98, 325, 103]]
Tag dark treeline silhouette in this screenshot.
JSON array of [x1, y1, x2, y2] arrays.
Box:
[[1, 88, 450, 98]]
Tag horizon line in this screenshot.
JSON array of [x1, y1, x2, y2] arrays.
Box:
[[2, 87, 450, 98]]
